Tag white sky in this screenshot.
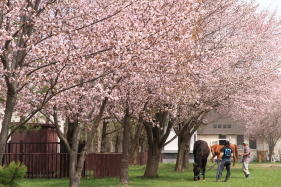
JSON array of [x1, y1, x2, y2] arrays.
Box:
[[254, 0, 281, 16]]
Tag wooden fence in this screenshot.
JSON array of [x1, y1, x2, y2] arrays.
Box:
[[3, 153, 71, 178], [129, 152, 148, 165], [3, 142, 147, 178], [7, 142, 60, 154], [86, 153, 122, 178], [3, 152, 122, 178]]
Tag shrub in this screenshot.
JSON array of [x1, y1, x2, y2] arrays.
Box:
[[0, 162, 27, 186]]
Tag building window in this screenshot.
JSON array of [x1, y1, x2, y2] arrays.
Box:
[[219, 140, 226, 145], [223, 124, 227, 128], [249, 138, 257, 149], [218, 124, 222, 128], [213, 124, 217, 128], [227, 124, 231, 128], [219, 134, 227, 145], [219, 134, 226, 139], [237, 135, 244, 145]]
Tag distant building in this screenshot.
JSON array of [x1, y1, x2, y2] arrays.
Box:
[[163, 111, 281, 163], [197, 111, 248, 148], [197, 111, 281, 162]]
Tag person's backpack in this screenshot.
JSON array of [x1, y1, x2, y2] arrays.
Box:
[[224, 148, 232, 157]]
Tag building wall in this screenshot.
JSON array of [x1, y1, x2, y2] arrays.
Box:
[[164, 130, 178, 151], [163, 110, 281, 162], [164, 130, 196, 152], [275, 140, 281, 159], [197, 134, 218, 146], [162, 130, 196, 163], [197, 111, 246, 135], [227, 135, 238, 145], [197, 134, 239, 146], [197, 134, 281, 161]]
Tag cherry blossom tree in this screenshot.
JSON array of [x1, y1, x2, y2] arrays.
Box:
[[0, 1, 136, 187], [230, 81, 281, 162], [10, 0, 200, 184], [169, 0, 281, 171], [0, 0, 131, 166], [114, 0, 281, 177], [1, 1, 281, 187], [105, 0, 203, 180], [254, 110, 281, 162]]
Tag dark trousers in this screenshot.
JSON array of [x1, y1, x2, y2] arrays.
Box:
[[216, 160, 231, 181]]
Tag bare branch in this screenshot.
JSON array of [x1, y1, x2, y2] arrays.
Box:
[[26, 61, 57, 76]]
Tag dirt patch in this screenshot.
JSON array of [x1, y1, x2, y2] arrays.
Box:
[[253, 163, 281, 168], [269, 165, 281, 168]]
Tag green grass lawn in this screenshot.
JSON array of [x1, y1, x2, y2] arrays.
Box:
[[18, 163, 281, 187]]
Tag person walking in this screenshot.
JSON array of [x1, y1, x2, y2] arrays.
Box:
[[239, 141, 251, 178], [216, 141, 233, 182]]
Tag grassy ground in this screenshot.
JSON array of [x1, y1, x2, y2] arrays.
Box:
[[17, 163, 281, 187]]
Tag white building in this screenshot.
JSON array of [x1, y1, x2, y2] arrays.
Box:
[[162, 130, 196, 163], [162, 111, 281, 162]]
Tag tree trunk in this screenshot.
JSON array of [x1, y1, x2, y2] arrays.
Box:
[[268, 144, 275, 162], [140, 137, 147, 153], [143, 143, 161, 177], [129, 121, 144, 165], [66, 121, 87, 187], [174, 116, 205, 171], [129, 149, 138, 165], [115, 135, 120, 152], [69, 152, 81, 187], [266, 137, 277, 162], [0, 91, 17, 163], [64, 118, 100, 187], [143, 111, 173, 177], [69, 175, 80, 187], [175, 134, 185, 172], [57, 99, 107, 187], [100, 121, 108, 153], [175, 133, 191, 171], [182, 150, 188, 169], [183, 140, 191, 169], [69, 150, 86, 187], [120, 111, 130, 184], [90, 123, 101, 153]]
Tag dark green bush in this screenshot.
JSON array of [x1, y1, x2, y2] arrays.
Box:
[[0, 162, 27, 186]]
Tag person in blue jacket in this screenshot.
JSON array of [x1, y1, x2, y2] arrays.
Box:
[[216, 141, 233, 182]]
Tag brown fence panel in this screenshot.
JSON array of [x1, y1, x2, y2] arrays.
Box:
[[137, 152, 147, 165], [86, 153, 122, 178], [3, 153, 70, 178], [3, 152, 122, 178], [129, 152, 148, 165], [7, 142, 60, 154]]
